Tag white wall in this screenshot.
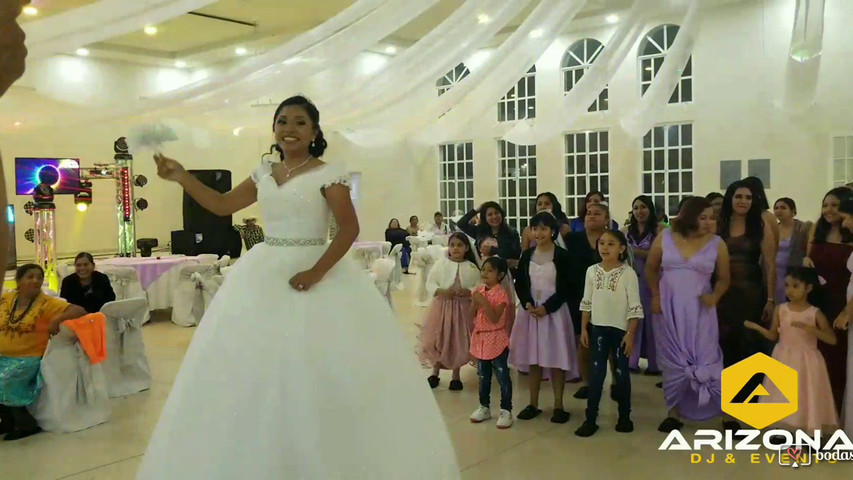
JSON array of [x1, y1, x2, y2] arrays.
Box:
[[2, 0, 852, 260]]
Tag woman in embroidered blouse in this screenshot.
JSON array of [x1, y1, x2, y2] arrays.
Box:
[[60, 252, 116, 313], [0, 264, 86, 440]]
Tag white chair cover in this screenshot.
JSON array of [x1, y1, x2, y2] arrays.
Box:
[[29, 324, 110, 433], [196, 254, 219, 265], [100, 298, 151, 397], [371, 258, 395, 310], [171, 265, 222, 327], [380, 241, 392, 257], [432, 235, 449, 247], [100, 267, 146, 301], [209, 255, 231, 275], [221, 265, 232, 277], [407, 235, 430, 251], [412, 245, 447, 307], [388, 243, 403, 290]]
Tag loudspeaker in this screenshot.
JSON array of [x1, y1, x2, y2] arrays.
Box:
[[183, 170, 232, 232], [171, 230, 197, 256]]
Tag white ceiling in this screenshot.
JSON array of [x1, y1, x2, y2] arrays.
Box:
[[21, 0, 638, 68]]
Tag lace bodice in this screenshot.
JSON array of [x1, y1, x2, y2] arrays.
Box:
[[251, 159, 350, 239]]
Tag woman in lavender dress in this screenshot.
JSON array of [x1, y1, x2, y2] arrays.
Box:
[[646, 197, 730, 432], [625, 195, 665, 374]]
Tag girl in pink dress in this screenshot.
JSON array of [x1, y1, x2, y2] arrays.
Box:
[[745, 266, 838, 430], [468, 257, 513, 429], [419, 233, 480, 390]]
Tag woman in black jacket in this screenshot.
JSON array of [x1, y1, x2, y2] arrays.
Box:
[[457, 202, 522, 269], [59, 252, 116, 313]]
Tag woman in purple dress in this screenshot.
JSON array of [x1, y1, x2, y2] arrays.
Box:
[[625, 195, 665, 375], [646, 197, 730, 432]]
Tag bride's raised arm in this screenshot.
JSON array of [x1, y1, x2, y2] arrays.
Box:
[[154, 153, 257, 216]]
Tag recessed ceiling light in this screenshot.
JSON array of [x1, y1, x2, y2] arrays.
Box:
[[235, 47, 247, 55], [477, 14, 490, 24], [144, 25, 158, 35], [384, 46, 396, 54], [606, 14, 619, 24], [23, 6, 38, 16], [174, 60, 187, 68], [232, 127, 243, 136], [529, 29, 544, 38], [76, 48, 89, 56], [14, 122, 21, 127]]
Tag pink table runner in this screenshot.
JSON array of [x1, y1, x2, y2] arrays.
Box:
[[98, 257, 199, 290]]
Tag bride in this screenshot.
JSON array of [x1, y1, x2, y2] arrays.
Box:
[[136, 96, 460, 479]]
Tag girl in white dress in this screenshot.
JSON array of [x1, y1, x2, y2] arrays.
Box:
[[136, 96, 460, 480]]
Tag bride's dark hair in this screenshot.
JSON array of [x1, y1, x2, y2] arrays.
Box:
[[265, 95, 329, 161]]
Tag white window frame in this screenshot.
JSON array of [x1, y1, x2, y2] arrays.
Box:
[[638, 24, 693, 104], [641, 122, 694, 216], [497, 140, 537, 232], [438, 142, 475, 217], [564, 130, 610, 217], [561, 38, 608, 112], [437, 63, 470, 96], [498, 66, 536, 122], [831, 135, 853, 187]]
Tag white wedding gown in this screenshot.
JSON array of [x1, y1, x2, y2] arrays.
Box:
[[137, 160, 460, 479]]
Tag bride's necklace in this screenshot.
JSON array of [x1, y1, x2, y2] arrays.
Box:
[[280, 155, 313, 179]]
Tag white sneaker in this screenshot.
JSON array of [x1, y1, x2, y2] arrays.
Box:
[[496, 410, 513, 429], [469, 406, 491, 423]]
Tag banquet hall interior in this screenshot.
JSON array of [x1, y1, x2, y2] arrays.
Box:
[[1, 0, 853, 478]]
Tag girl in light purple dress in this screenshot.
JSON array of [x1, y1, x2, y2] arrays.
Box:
[[645, 197, 730, 432], [510, 212, 579, 424], [625, 195, 664, 375]]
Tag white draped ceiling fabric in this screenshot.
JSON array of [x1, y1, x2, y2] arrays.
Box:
[[335, 0, 589, 146], [620, 0, 699, 137], [321, 0, 532, 125], [23, 0, 218, 59], [502, 0, 649, 144], [781, 0, 825, 114]]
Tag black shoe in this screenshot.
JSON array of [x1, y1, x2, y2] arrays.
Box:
[[4, 427, 41, 441], [616, 418, 634, 433], [516, 405, 542, 420], [550, 408, 570, 424], [573, 386, 588, 399], [449, 380, 463, 391], [574, 420, 599, 437], [658, 417, 683, 433], [0, 421, 13, 436], [427, 375, 439, 389], [644, 369, 662, 376], [655, 382, 663, 389]]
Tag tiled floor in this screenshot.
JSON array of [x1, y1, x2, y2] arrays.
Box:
[[1, 273, 848, 479]]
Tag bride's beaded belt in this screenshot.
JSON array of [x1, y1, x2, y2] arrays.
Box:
[[264, 237, 327, 247]]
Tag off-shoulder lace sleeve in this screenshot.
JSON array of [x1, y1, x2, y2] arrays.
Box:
[[321, 165, 351, 190], [250, 158, 273, 184]]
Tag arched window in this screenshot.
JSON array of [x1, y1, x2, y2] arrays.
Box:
[[436, 63, 470, 96], [638, 24, 692, 104], [561, 38, 607, 112], [498, 66, 536, 122]]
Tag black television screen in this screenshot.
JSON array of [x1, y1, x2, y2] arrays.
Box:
[[15, 157, 82, 195]]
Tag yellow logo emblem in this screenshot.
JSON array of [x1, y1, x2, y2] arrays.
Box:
[[721, 353, 798, 429]]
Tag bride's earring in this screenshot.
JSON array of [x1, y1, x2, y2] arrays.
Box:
[[310, 138, 316, 149]]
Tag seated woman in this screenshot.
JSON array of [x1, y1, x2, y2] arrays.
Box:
[[385, 218, 413, 275], [0, 264, 87, 440], [60, 253, 116, 313]]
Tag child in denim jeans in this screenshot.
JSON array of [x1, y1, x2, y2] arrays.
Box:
[[468, 257, 513, 429], [576, 230, 643, 437]]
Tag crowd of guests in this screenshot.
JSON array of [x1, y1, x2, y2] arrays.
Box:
[[412, 179, 853, 439], [0, 252, 116, 441]]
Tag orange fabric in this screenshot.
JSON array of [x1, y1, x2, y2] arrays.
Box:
[[62, 313, 107, 365], [0, 291, 69, 357]]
